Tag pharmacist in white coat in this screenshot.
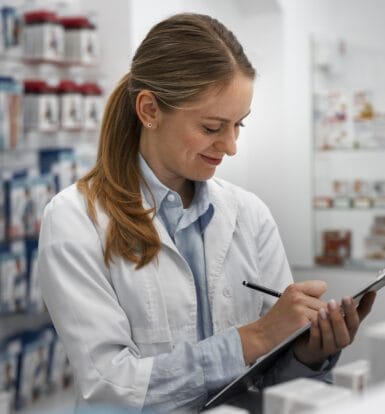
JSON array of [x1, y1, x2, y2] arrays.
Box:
[[37, 13, 375, 413]]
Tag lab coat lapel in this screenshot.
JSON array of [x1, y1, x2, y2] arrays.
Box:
[[94, 196, 179, 255], [204, 179, 238, 308], [141, 197, 180, 255]]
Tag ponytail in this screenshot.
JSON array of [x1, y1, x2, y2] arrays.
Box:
[[77, 73, 161, 268]]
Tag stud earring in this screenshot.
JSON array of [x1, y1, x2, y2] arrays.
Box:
[[147, 122, 152, 128]]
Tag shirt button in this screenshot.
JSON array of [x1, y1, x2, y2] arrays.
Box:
[[167, 193, 175, 202], [223, 287, 232, 298]]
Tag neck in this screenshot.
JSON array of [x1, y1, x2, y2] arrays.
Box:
[[179, 180, 195, 208]]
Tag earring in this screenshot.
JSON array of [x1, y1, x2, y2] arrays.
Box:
[[147, 122, 152, 128]]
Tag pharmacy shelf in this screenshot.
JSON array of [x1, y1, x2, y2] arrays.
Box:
[[0, 311, 51, 340], [18, 386, 75, 414]]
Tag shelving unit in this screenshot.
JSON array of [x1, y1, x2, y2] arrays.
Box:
[[311, 36, 385, 268], [0, 2, 103, 412]]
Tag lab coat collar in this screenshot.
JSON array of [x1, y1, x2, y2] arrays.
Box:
[[93, 178, 239, 273]]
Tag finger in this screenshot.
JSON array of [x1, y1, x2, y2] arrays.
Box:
[[295, 280, 328, 298], [342, 297, 360, 340], [357, 291, 376, 321], [304, 308, 322, 324], [307, 319, 322, 350], [328, 299, 351, 348], [318, 308, 337, 354], [301, 295, 328, 313]]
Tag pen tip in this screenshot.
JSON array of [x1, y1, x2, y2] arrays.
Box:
[[242, 281, 247, 286]]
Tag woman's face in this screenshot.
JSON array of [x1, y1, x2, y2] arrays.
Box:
[[140, 72, 254, 193]]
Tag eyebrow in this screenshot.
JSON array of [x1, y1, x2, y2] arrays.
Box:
[[203, 110, 251, 123]]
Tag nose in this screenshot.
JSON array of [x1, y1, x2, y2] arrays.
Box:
[[215, 130, 238, 156]]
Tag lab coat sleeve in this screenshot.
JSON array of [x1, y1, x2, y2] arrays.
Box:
[[145, 327, 246, 412], [258, 348, 340, 388], [38, 197, 153, 409]]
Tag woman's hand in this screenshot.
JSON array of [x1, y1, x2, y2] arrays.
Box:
[[238, 280, 328, 365], [293, 291, 376, 368]]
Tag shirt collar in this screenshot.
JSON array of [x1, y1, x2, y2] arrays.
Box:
[[139, 153, 170, 212]]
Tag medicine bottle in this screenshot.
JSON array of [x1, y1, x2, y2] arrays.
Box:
[[22, 10, 64, 62], [80, 82, 103, 131], [57, 80, 82, 130], [23, 80, 59, 132]]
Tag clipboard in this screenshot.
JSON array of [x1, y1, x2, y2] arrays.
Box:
[[204, 269, 385, 410]]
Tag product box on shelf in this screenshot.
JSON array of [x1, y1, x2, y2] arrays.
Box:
[[0, 391, 11, 414], [263, 377, 352, 414], [373, 181, 385, 208], [17, 327, 54, 409], [314, 195, 333, 209], [39, 147, 79, 192], [332, 179, 352, 209], [4, 172, 55, 239], [352, 179, 373, 209], [58, 79, 83, 130], [0, 76, 23, 150], [81, 82, 103, 130], [22, 10, 64, 62], [60, 16, 99, 65], [0, 6, 22, 53], [0, 336, 22, 411], [23, 79, 59, 132], [0, 181, 5, 241], [332, 359, 370, 394], [364, 321, 385, 386], [314, 90, 351, 150], [24, 238, 45, 314], [315, 229, 352, 266], [5, 175, 36, 239], [48, 332, 73, 392], [0, 242, 27, 314], [33, 174, 55, 232], [365, 216, 385, 260]]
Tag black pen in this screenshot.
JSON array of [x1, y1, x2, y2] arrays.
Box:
[[242, 281, 282, 298]]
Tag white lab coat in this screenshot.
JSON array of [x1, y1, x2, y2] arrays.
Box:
[[37, 177, 293, 410]]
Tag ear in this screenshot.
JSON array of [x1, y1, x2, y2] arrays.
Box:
[[136, 90, 161, 129]]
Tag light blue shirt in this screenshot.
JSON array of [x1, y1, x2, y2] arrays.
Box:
[[139, 155, 337, 411], [139, 155, 214, 340]]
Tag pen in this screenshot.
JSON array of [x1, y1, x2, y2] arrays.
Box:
[[242, 281, 282, 298]]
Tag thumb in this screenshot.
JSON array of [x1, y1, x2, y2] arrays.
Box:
[[357, 291, 376, 321]]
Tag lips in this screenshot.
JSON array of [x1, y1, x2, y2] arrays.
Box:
[[200, 154, 222, 166]]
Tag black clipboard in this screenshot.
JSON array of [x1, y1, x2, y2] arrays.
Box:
[[204, 269, 385, 410]]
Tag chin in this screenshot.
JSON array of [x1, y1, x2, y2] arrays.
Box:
[[193, 171, 216, 182]]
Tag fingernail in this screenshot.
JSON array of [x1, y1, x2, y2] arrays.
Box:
[[328, 299, 337, 311], [342, 297, 351, 308], [319, 308, 328, 320]]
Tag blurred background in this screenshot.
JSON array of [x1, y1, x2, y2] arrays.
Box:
[[1, 0, 385, 412]]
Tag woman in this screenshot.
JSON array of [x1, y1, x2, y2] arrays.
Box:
[[37, 13, 375, 413]]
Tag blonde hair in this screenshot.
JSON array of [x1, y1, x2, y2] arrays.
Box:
[[77, 13, 256, 268]]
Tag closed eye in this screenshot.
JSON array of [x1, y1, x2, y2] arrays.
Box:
[[204, 126, 221, 134]]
